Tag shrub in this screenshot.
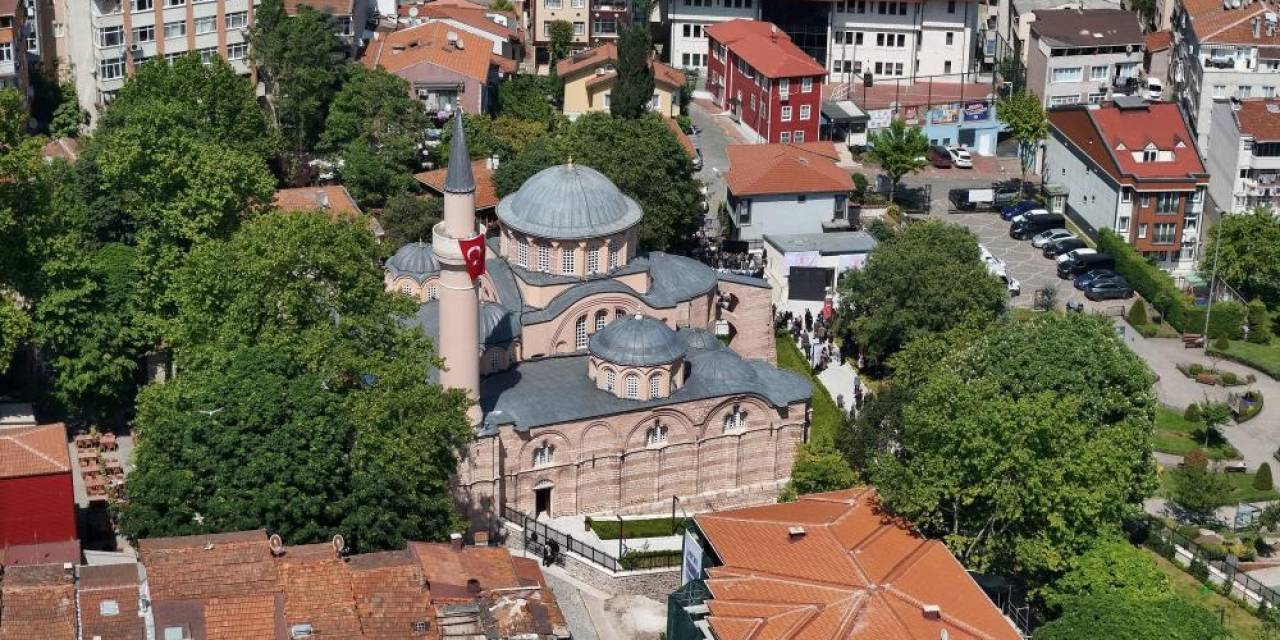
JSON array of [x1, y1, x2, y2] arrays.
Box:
[[1196, 372, 1218, 385], [1177, 523, 1202, 541], [1188, 363, 1205, 376], [1128, 300, 1149, 326], [1208, 302, 1247, 340], [852, 172, 869, 201], [1200, 542, 1228, 561], [1249, 299, 1273, 344], [1257, 463, 1274, 491], [1221, 371, 1239, 385], [1215, 335, 1231, 351], [1184, 402, 1203, 422], [1189, 557, 1210, 581]]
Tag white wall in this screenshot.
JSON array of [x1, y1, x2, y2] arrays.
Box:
[[734, 193, 842, 243], [667, 0, 757, 70], [1205, 101, 1248, 214], [1043, 128, 1122, 237]]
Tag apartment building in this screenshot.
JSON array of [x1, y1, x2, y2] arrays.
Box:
[[827, 0, 980, 84], [1206, 98, 1280, 213], [993, 0, 1120, 63], [362, 22, 500, 114], [706, 19, 826, 143], [1171, 0, 1280, 154], [0, 0, 28, 102], [528, 0, 634, 69], [667, 0, 759, 71], [398, 0, 523, 59], [1044, 99, 1208, 274], [557, 42, 686, 118], [1025, 9, 1144, 107]]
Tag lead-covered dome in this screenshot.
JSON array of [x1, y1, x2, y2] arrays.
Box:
[[496, 164, 643, 240], [386, 242, 440, 280], [589, 315, 686, 366]]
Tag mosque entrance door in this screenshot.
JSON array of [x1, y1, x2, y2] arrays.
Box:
[[535, 486, 552, 517]]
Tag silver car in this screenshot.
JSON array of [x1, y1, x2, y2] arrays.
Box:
[[1031, 229, 1074, 248]]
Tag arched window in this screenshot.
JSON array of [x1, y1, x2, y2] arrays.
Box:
[[625, 374, 639, 399], [649, 374, 661, 399], [489, 349, 502, 371], [427, 284, 438, 301], [562, 247, 575, 275], [532, 442, 554, 467], [538, 244, 550, 272], [517, 241, 528, 268], [605, 368, 616, 392], [646, 422, 668, 446], [724, 405, 748, 432], [595, 310, 608, 331], [609, 246, 621, 269], [615, 308, 626, 320], [587, 245, 600, 274], [575, 316, 588, 350]]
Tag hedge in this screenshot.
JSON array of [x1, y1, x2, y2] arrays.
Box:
[[1098, 230, 1245, 337]]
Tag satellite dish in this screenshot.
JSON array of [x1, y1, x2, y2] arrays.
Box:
[[332, 534, 346, 555], [408, 5, 419, 16], [268, 534, 284, 555]]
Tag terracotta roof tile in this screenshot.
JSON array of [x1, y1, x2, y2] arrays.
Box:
[[408, 3, 519, 40], [1182, 0, 1280, 44], [204, 594, 279, 640], [704, 20, 827, 79], [274, 186, 362, 216], [693, 488, 1021, 640], [0, 564, 76, 640], [1232, 98, 1280, 141], [416, 160, 500, 209], [348, 551, 436, 639], [78, 565, 144, 640], [362, 22, 494, 82], [1048, 103, 1207, 187], [281, 555, 363, 637], [284, 0, 352, 15], [138, 530, 281, 601], [0, 423, 70, 479], [726, 143, 852, 196], [0, 540, 80, 567], [557, 43, 687, 88], [1145, 29, 1172, 52], [40, 138, 80, 162]]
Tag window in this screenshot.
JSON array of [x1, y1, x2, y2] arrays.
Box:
[[99, 600, 120, 616], [164, 20, 185, 39], [532, 442, 554, 467], [0, 42, 12, 63], [97, 25, 124, 47], [227, 42, 248, 60], [779, 78, 790, 96], [1137, 223, 1148, 239], [195, 16, 216, 34], [1052, 67, 1082, 83], [225, 11, 247, 29], [1213, 85, 1227, 99], [1156, 192, 1179, 214], [427, 285, 438, 300], [878, 0, 887, 12], [99, 57, 125, 80], [780, 131, 791, 143], [197, 46, 216, 64], [575, 316, 588, 349], [781, 105, 792, 121], [605, 369, 616, 391], [594, 18, 617, 35], [897, 34, 905, 47], [131, 0, 152, 10], [876, 33, 885, 46], [794, 130, 805, 142], [1049, 95, 1079, 106], [944, 61, 953, 74], [650, 93, 661, 111], [616, 308, 626, 319], [946, 32, 954, 46], [545, 0, 561, 8], [737, 199, 751, 225], [1239, 85, 1254, 98], [1180, 241, 1197, 260], [489, 349, 502, 371], [1120, 188, 1132, 203], [132, 25, 155, 42], [596, 310, 608, 331], [1089, 65, 1108, 81], [800, 104, 811, 120], [609, 247, 620, 269], [1087, 91, 1105, 104], [571, 0, 584, 7], [517, 242, 528, 268], [586, 246, 599, 273], [801, 77, 812, 93], [1266, 86, 1278, 98], [646, 422, 668, 444], [562, 247, 575, 274], [625, 374, 639, 399], [538, 244, 550, 272], [1141, 148, 1157, 162], [947, 0, 955, 10], [573, 22, 585, 35], [1153, 222, 1176, 244], [856, 32, 864, 45], [164, 51, 183, 64], [1117, 216, 1129, 233], [649, 375, 664, 399], [723, 405, 747, 431], [163, 0, 183, 7]]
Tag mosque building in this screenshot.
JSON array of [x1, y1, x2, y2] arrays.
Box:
[[386, 115, 813, 526]]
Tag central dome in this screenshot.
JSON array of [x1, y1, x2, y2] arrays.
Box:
[[589, 315, 687, 366], [496, 164, 643, 240]]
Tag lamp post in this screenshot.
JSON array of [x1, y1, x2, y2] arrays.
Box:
[[617, 514, 624, 560]]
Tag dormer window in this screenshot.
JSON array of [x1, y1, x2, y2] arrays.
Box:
[[1142, 148, 1157, 162]]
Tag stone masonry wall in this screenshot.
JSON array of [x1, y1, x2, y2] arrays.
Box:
[[716, 279, 776, 364], [499, 521, 682, 600]]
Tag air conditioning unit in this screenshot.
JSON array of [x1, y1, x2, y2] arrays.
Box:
[[595, 67, 606, 75]]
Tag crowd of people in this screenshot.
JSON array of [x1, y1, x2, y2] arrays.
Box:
[[776, 307, 863, 417]]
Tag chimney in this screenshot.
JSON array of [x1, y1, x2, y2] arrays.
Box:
[[473, 530, 490, 546], [450, 532, 464, 549], [922, 604, 942, 620], [315, 190, 330, 209], [787, 526, 806, 539]]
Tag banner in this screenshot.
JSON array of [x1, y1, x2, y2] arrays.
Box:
[[458, 234, 487, 280], [931, 103, 960, 124], [867, 109, 893, 129], [963, 100, 991, 122], [902, 105, 919, 125], [682, 530, 703, 585]]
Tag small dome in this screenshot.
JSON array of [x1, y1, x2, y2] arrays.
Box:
[[589, 314, 686, 366], [678, 327, 724, 351], [387, 242, 440, 278], [496, 164, 643, 240], [478, 302, 520, 345], [689, 349, 757, 388]]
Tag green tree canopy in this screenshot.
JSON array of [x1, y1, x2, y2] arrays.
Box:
[[1200, 208, 1280, 308], [497, 74, 558, 122], [250, 0, 347, 153], [780, 440, 858, 501], [1166, 448, 1232, 522], [865, 118, 928, 202], [548, 21, 574, 63], [320, 66, 428, 154], [1034, 595, 1228, 640], [380, 194, 443, 249], [611, 25, 656, 118], [438, 113, 551, 164], [996, 90, 1047, 183], [1041, 539, 1169, 614], [836, 221, 1006, 368]]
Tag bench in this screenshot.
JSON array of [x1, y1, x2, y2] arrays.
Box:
[[1182, 333, 1205, 348]]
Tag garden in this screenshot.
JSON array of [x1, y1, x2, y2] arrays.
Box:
[[1152, 405, 1241, 460], [587, 516, 685, 540], [1174, 361, 1256, 387]]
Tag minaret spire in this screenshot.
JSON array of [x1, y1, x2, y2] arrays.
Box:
[[445, 112, 475, 194], [434, 110, 482, 423]]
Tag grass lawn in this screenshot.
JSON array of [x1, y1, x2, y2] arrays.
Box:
[[1147, 549, 1263, 639], [1153, 406, 1241, 461], [1158, 467, 1280, 506], [1211, 340, 1280, 380], [589, 517, 684, 540], [775, 331, 843, 445]]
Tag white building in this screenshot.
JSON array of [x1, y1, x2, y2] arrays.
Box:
[[724, 142, 854, 249], [666, 0, 758, 73], [762, 231, 876, 314], [1206, 98, 1280, 213], [1024, 9, 1144, 107], [827, 0, 981, 84]]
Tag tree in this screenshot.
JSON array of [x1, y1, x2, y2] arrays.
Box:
[[547, 21, 574, 64], [0, 89, 26, 147], [837, 221, 1006, 368], [1034, 595, 1229, 640], [1167, 448, 1232, 522], [1197, 400, 1233, 446], [320, 66, 428, 154], [1200, 208, 1280, 308], [339, 139, 419, 208], [865, 118, 928, 203], [1258, 462, 1274, 491], [438, 113, 550, 164], [780, 440, 857, 502], [870, 313, 1157, 577], [835, 384, 909, 471], [1249, 298, 1273, 344], [1041, 539, 1169, 614], [611, 25, 656, 118], [1127, 0, 1157, 29], [489, 0, 514, 9], [497, 75, 558, 123], [0, 293, 29, 373], [379, 194, 443, 248], [997, 90, 1048, 185], [250, 0, 347, 154], [120, 212, 472, 552], [49, 84, 89, 139], [1127, 299, 1148, 327]]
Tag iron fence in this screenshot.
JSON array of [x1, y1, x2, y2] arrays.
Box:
[[500, 505, 683, 573], [1146, 517, 1280, 610]]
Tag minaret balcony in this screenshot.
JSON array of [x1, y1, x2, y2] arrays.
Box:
[[431, 221, 487, 266]]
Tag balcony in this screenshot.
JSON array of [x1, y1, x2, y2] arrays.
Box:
[[93, 0, 123, 17]]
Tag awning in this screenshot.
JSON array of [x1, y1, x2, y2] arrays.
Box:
[[821, 100, 868, 123]]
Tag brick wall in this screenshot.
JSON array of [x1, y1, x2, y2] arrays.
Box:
[[716, 279, 776, 364]]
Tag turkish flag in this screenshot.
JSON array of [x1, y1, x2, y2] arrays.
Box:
[[459, 234, 487, 280]]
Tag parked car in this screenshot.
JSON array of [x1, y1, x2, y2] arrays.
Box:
[[1002, 273, 1021, 296], [949, 187, 1005, 211], [1031, 228, 1074, 248], [947, 146, 973, 168], [1001, 201, 1039, 221], [1044, 237, 1087, 258], [1057, 252, 1115, 278], [1146, 77, 1164, 101], [1010, 208, 1052, 224], [1073, 268, 1120, 290], [930, 145, 953, 168], [692, 149, 704, 171], [1083, 277, 1133, 300], [1010, 213, 1066, 239], [1056, 247, 1098, 264]]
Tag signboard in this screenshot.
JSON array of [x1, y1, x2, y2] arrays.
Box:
[[963, 100, 991, 122], [867, 108, 893, 129], [902, 105, 920, 125], [681, 530, 703, 585], [931, 103, 960, 125]]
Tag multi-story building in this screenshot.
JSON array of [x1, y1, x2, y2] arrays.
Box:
[[1044, 99, 1209, 274], [528, 0, 634, 70], [666, 0, 759, 72], [1025, 9, 1144, 107], [993, 0, 1120, 64], [0, 0, 29, 101], [557, 42, 686, 118], [362, 22, 502, 115], [1206, 98, 1280, 213], [724, 141, 854, 247], [827, 0, 981, 84], [1171, 0, 1280, 154], [705, 19, 826, 143], [0, 421, 77, 563]]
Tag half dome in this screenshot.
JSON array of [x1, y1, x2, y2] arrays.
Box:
[[589, 314, 686, 366], [496, 164, 643, 240], [386, 242, 440, 279]]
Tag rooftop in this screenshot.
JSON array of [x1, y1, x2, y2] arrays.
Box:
[[0, 564, 76, 640], [1145, 29, 1173, 52], [496, 163, 643, 240], [1231, 98, 1280, 141], [40, 138, 80, 163], [405, 0, 519, 40], [416, 159, 501, 209], [763, 231, 878, 255], [1029, 9, 1144, 47], [725, 143, 852, 196], [694, 488, 1021, 640], [556, 43, 687, 88], [1011, 0, 1119, 14], [1181, 0, 1280, 45], [705, 20, 827, 79], [1048, 102, 1207, 186], [588, 314, 687, 366], [362, 22, 494, 81], [273, 186, 363, 216], [283, 0, 353, 15], [0, 423, 70, 479]]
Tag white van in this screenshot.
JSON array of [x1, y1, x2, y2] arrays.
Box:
[[1145, 78, 1164, 101]]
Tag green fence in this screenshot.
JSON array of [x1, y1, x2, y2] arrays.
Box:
[[666, 579, 712, 640]]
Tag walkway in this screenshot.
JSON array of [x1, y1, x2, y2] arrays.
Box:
[[543, 514, 684, 557], [817, 361, 860, 416], [535, 552, 668, 640]]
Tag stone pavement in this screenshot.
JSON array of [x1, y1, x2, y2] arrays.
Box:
[[539, 559, 666, 640], [817, 361, 860, 417]]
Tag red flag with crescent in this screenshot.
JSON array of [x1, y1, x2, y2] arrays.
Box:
[[459, 234, 487, 280]]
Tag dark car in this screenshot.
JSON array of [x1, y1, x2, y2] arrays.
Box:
[[930, 145, 953, 168], [1043, 237, 1087, 258], [1010, 213, 1066, 239], [1073, 268, 1120, 290], [1057, 253, 1115, 278], [1000, 201, 1039, 221], [1084, 278, 1134, 300]]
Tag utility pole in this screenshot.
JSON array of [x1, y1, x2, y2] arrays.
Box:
[[1203, 215, 1223, 349]]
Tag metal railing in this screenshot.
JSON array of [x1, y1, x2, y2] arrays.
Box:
[[1146, 517, 1280, 610], [500, 505, 683, 573]]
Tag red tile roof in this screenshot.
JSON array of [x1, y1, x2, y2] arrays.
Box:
[[0, 423, 70, 479], [0, 540, 80, 567], [556, 42, 687, 88], [695, 488, 1021, 640], [1145, 29, 1172, 52], [347, 550, 436, 639], [138, 530, 280, 601], [362, 22, 494, 82], [1048, 103, 1207, 187], [0, 564, 76, 640], [274, 185, 363, 216], [280, 551, 363, 637], [726, 143, 852, 196], [78, 564, 144, 640], [705, 20, 827, 79], [1231, 98, 1280, 141], [416, 160, 500, 209], [41, 138, 80, 162], [204, 594, 279, 640], [406, 2, 519, 40], [1182, 0, 1280, 44]]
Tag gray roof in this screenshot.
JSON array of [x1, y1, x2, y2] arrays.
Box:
[[445, 112, 475, 194], [406, 300, 521, 348], [496, 164, 643, 240], [1030, 9, 1143, 47], [678, 327, 725, 352], [386, 242, 440, 282], [588, 314, 687, 366], [519, 252, 719, 326], [821, 100, 868, 122], [763, 231, 878, 255], [715, 271, 770, 288], [477, 348, 812, 432], [1012, 0, 1120, 16]]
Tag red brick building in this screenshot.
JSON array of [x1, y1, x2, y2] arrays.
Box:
[[705, 20, 826, 144], [0, 423, 76, 551]]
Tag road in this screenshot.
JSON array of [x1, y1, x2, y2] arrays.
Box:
[[686, 100, 741, 236]]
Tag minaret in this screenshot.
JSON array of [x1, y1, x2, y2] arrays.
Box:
[[434, 113, 482, 423]]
